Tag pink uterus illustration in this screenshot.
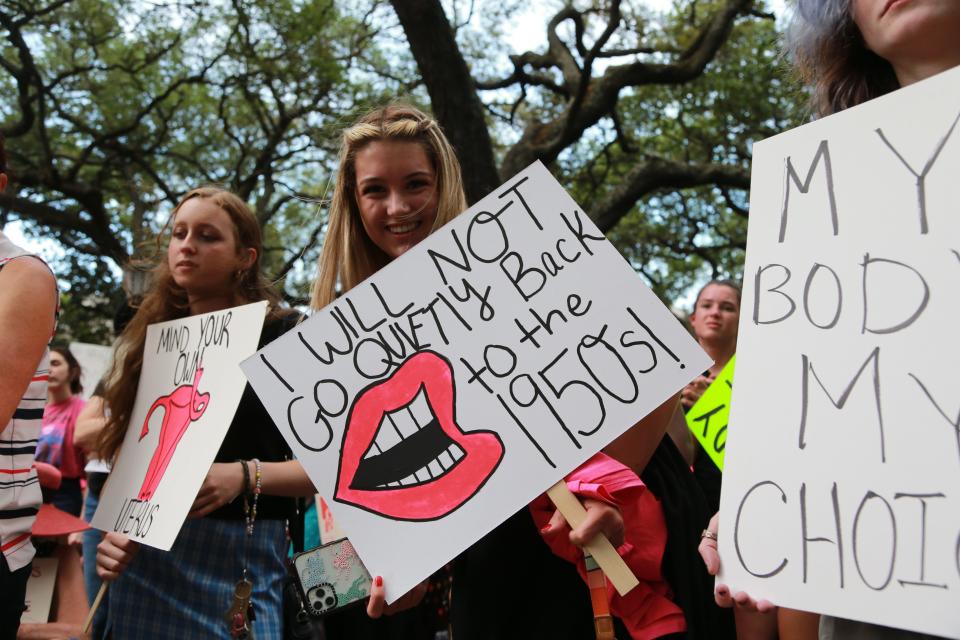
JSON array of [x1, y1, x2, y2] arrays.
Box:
[[137, 367, 210, 500]]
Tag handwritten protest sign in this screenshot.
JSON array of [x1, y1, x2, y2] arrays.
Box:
[[92, 301, 267, 550], [243, 161, 710, 601], [719, 67, 960, 638], [685, 355, 734, 470]]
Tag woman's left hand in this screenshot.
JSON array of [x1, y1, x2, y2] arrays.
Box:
[[189, 462, 245, 518], [542, 497, 625, 548], [366, 576, 429, 618]]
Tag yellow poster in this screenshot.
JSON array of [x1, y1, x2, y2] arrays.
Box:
[[685, 355, 735, 470]]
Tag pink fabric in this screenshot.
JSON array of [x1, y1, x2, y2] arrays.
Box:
[[36, 395, 86, 479], [530, 453, 686, 639]]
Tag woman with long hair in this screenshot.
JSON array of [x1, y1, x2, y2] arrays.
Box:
[[699, 2, 960, 639], [35, 345, 86, 516], [313, 103, 689, 639], [95, 187, 314, 639]]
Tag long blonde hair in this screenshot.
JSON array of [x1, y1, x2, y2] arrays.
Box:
[[98, 187, 284, 462], [310, 104, 467, 309]]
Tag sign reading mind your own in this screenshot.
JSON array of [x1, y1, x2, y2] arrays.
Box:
[[719, 66, 960, 638], [243, 161, 710, 602]]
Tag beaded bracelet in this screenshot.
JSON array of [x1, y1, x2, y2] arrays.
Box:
[[244, 458, 262, 536]]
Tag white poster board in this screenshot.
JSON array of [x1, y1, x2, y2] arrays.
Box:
[[243, 161, 709, 601], [70, 342, 113, 399], [92, 301, 267, 550], [719, 66, 960, 638]]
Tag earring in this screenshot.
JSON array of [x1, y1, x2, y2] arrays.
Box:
[[236, 268, 245, 281]]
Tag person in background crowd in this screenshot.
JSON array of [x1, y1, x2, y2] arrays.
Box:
[[95, 187, 315, 639], [700, 2, 960, 639], [679, 279, 740, 513], [0, 132, 60, 639], [35, 345, 86, 516], [70, 300, 138, 640]]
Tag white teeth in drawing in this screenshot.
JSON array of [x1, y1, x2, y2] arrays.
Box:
[[361, 386, 466, 488], [365, 387, 431, 455], [392, 444, 465, 487]]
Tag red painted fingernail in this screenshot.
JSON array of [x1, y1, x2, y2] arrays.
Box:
[[375, 575, 383, 587], [539, 524, 552, 534]]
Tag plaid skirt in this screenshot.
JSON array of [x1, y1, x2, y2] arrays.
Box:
[[108, 518, 287, 639]]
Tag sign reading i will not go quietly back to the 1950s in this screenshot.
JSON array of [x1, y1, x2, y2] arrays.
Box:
[[718, 66, 960, 639], [242, 161, 710, 603], [92, 301, 267, 550], [686, 355, 735, 471]]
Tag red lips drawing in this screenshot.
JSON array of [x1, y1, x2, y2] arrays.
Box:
[[334, 350, 504, 521]]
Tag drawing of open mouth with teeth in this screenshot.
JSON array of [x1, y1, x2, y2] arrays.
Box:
[[334, 350, 504, 521]]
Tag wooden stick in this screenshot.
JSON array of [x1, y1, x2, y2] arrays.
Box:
[[81, 582, 108, 636], [546, 481, 639, 597]]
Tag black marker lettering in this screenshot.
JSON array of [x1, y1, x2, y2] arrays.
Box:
[[538, 348, 604, 438], [497, 175, 541, 230], [560, 210, 605, 256], [369, 282, 414, 318], [852, 491, 895, 591], [510, 373, 581, 448], [798, 347, 885, 462], [735, 480, 789, 578], [754, 264, 796, 325], [779, 139, 839, 242], [500, 251, 546, 302], [860, 254, 930, 335], [908, 372, 960, 464], [577, 324, 638, 404], [626, 306, 685, 369], [801, 482, 844, 587], [495, 393, 555, 468], [875, 108, 960, 234], [427, 228, 472, 285], [466, 203, 512, 263], [894, 492, 947, 589], [447, 278, 494, 321], [803, 263, 843, 330]]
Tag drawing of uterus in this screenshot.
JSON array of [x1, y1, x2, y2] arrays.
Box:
[[137, 367, 210, 501]]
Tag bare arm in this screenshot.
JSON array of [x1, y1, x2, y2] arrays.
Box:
[[189, 459, 316, 518], [0, 257, 57, 426], [603, 392, 681, 475], [74, 394, 107, 451]]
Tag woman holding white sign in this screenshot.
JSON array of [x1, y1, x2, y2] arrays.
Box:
[[311, 103, 691, 639], [95, 187, 315, 639], [700, 1, 960, 639]]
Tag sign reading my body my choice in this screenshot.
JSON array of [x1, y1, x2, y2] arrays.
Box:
[[242, 161, 710, 602], [92, 301, 267, 550], [719, 66, 960, 638]]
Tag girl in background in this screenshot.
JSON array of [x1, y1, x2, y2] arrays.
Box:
[[95, 187, 314, 639], [36, 346, 86, 516]]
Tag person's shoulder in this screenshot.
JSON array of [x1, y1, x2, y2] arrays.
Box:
[[0, 253, 56, 288]]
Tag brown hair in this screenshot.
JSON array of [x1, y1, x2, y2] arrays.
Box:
[[98, 187, 284, 462], [310, 104, 467, 309], [50, 345, 83, 395], [785, 0, 900, 116], [693, 279, 742, 308]]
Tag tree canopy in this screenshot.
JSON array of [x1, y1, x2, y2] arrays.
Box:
[[0, 0, 803, 342]]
